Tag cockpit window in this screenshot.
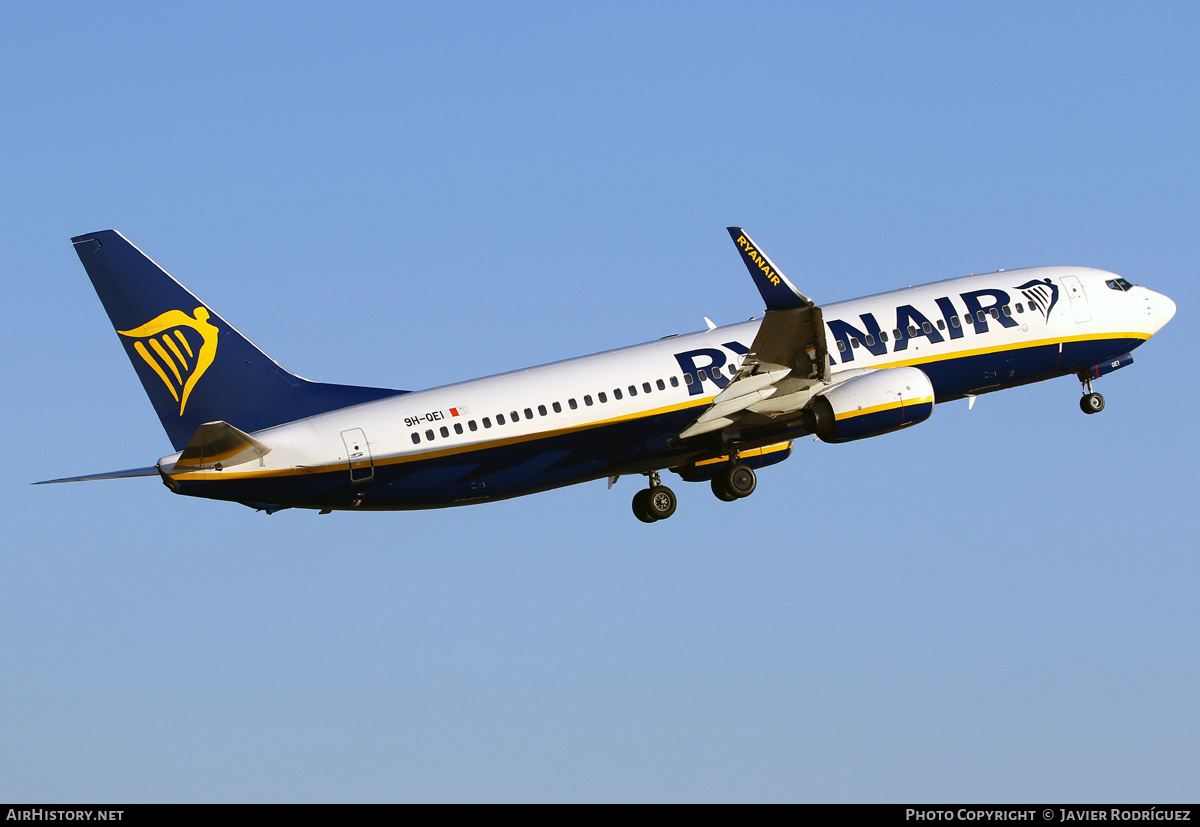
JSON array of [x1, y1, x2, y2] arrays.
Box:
[[1106, 277, 1135, 291]]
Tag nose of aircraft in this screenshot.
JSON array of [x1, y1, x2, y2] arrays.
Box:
[[1156, 292, 1177, 331]]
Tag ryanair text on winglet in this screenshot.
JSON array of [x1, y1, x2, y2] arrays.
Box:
[[736, 234, 782, 287]]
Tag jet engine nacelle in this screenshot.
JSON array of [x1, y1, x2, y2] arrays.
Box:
[[804, 366, 935, 444]]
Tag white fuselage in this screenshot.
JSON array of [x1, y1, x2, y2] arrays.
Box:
[[160, 265, 1175, 509]]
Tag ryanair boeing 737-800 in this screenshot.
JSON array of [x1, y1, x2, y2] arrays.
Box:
[[38, 228, 1176, 522]]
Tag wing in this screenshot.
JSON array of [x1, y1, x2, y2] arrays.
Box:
[[678, 228, 830, 440]]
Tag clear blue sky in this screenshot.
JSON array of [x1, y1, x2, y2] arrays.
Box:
[[3, 1, 1197, 802]]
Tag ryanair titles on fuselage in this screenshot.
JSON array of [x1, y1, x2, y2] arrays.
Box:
[[668, 277, 1062, 395], [821, 278, 1059, 365]]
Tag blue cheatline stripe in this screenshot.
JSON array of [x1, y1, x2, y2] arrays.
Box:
[[168, 334, 1148, 511]]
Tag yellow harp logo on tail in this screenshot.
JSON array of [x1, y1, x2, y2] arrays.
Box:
[[119, 307, 219, 415]]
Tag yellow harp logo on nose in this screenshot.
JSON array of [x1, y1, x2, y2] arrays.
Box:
[[119, 307, 219, 416]]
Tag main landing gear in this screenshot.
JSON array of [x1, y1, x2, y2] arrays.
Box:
[[1079, 375, 1105, 415], [711, 463, 757, 502], [630, 460, 759, 522], [632, 471, 677, 523]]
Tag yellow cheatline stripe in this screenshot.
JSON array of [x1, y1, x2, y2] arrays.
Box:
[[168, 332, 1147, 482], [693, 440, 792, 468], [867, 331, 1150, 371], [834, 395, 933, 421], [169, 395, 720, 481], [149, 337, 182, 384], [163, 333, 189, 370], [174, 329, 194, 358], [133, 341, 179, 402], [177, 448, 245, 467]]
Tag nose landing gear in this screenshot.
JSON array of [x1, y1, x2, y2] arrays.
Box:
[[1078, 375, 1105, 415]]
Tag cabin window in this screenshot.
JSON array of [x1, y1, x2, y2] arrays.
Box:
[[728, 365, 736, 375], [454, 423, 463, 434], [951, 316, 960, 328], [936, 319, 945, 330], [598, 392, 608, 403], [511, 410, 520, 421], [524, 407, 533, 419], [880, 331, 889, 342], [613, 388, 623, 400], [569, 398, 578, 410], [670, 376, 680, 387], [989, 308, 999, 320], [411, 432, 420, 444], [538, 405, 547, 416], [584, 395, 593, 406], [628, 385, 638, 397], [469, 420, 478, 431], [865, 334, 875, 346], [497, 414, 505, 425], [850, 338, 859, 349], [553, 401, 562, 413], [425, 429, 435, 441], [1002, 305, 1012, 317], [657, 379, 666, 390], [1016, 303, 1024, 313], [684, 374, 694, 385], [837, 340, 847, 353], [893, 329, 902, 339], [977, 310, 986, 322], [440, 426, 449, 438], [483, 416, 492, 428], [644, 382, 653, 393], [922, 321, 932, 334]]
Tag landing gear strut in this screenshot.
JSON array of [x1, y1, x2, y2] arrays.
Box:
[[1079, 375, 1105, 415], [632, 470, 677, 523], [711, 462, 757, 502]]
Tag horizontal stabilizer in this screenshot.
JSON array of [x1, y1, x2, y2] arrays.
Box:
[[172, 421, 271, 471], [33, 466, 159, 485]]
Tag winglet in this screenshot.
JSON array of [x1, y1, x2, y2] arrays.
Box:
[[727, 227, 812, 310]]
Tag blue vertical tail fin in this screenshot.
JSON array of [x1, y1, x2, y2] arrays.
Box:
[[72, 230, 405, 450]]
